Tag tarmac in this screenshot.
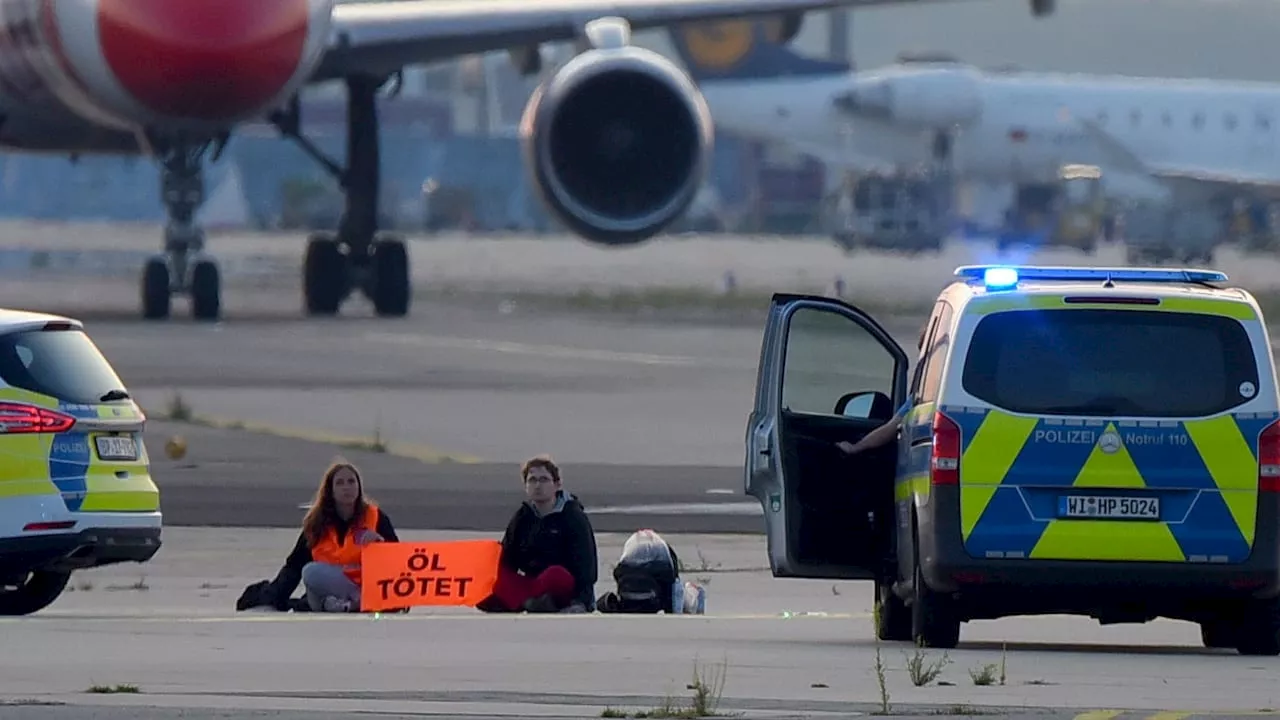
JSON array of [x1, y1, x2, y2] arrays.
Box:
[[3, 527, 1276, 720], [3, 225, 1280, 720]]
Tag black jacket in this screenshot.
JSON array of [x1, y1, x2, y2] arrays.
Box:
[[266, 508, 399, 608], [498, 491, 598, 609]]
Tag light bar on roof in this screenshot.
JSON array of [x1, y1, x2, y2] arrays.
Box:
[[954, 265, 1229, 284]]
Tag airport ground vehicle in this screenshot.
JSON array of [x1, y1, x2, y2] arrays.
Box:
[[1050, 165, 1107, 249], [829, 172, 949, 255], [1120, 201, 1220, 265], [997, 166, 1106, 254], [0, 312, 160, 615], [745, 265, 1280, 654]]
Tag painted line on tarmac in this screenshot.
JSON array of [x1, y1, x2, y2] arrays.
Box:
[[0, 611, 863, 624], [592, 501, 762, 516], [364, 332, 711, 367], [1070, 707, 1280, 712], [155, 413, 484, 464]]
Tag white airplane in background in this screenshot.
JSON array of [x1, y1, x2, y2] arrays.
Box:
[[666, 20, 1280, 240], [0, 0, 1057, 324]]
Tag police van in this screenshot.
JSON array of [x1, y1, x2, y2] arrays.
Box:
[[0, 311, 161, 615], [745, 265, 1280, 655]]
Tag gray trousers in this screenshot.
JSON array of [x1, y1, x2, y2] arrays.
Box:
[[301, 561, 361, 611]]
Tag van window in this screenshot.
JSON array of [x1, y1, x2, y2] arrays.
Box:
[[0, 328, 127, 406], [961, 309, 1259, 417], [781, 307, 896, 416]]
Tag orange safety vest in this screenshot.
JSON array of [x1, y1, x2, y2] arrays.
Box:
[[310, 503, 380, 585]]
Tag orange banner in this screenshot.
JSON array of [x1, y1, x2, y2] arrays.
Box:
[[360, 540, 502, 611]]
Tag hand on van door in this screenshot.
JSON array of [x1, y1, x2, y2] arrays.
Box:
[[836, 441, 858, 454]]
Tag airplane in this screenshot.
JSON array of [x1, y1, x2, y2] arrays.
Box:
[[0, 0, 1060, 324], [665, 19, 1280, 255]]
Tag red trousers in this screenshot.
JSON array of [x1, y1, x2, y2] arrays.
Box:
[[491, 565, 576, 610]]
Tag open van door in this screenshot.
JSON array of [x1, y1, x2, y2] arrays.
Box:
[[745, 293, 910, 580]]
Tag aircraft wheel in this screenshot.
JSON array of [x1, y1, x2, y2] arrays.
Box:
[[190, 259, 221, 322], [141, 257, 170, 320], [304, 233, 345, 316], [371, 235, 410, 318]]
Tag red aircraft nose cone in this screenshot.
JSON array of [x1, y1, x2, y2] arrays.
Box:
[[97, 0, 311, 121]]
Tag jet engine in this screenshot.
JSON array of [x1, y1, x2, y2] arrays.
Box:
[[520, 24, 713, 246]]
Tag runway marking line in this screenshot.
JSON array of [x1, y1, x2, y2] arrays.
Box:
[[0, 611, 866, 624], [1075, 707, 1274, 712], [364, 332, 709, 367], [152, 412, 484, 464]]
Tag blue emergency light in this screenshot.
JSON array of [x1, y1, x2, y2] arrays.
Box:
[[955, 265, 1228, 289], [982, 267, 1019, 289]]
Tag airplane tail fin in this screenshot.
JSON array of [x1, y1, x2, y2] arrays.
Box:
[[668, 18, 851, 84]]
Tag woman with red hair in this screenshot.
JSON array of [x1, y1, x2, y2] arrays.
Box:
[[276, 460, 400, 612]]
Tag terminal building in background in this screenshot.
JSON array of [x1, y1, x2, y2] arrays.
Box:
[[0, 0, 1272, 231]]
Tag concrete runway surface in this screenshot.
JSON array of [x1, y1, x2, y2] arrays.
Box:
[[4, 528, 1280, 720], [5, 225, 1280, 719]]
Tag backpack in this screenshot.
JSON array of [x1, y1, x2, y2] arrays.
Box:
[[598, 543, 681, 614]]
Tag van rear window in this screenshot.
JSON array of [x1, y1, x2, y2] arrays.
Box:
[[0, 328, 127, 406], [961, 309, 1259, 418]]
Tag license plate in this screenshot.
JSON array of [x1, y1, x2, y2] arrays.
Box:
[[1059, 494, 1160, 520], [94, 435, 137, 461]]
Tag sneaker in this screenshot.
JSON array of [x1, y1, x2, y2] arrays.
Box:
[[522, 593, 558, 613], [322, 596, 352, 613]]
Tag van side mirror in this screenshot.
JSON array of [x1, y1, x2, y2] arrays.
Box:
[[834, 391, 893, 421]]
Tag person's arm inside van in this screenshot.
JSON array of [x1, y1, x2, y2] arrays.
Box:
[[837, 400, 911, 456]]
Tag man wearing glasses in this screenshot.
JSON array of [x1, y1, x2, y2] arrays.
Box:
[[476, 454, 600, 613]]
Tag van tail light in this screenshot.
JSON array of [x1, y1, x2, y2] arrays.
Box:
[[931, 411, 961, 486], [23, 521, 76, 532], [0, 402, 76, 434], [1259, 419, 1280, 493]]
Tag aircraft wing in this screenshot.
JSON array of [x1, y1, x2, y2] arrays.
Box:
[[314, 0, 951, 81], [1075, 117, 1280, 196]]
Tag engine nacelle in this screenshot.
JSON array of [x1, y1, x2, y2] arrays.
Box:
[[520, 44, 714, 246]]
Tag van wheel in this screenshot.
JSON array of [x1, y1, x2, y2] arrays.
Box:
[[1199, 620, 1238, 649], [875, 579, 912, 642], [0, 570, 71, 615], [911, 551, 960, 649], [1236, 599, 1280, 656]]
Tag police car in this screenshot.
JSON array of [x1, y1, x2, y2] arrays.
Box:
[[0, 311, 160, 615], [745, 265, 1280, 655]]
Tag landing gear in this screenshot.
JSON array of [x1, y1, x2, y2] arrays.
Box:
[[141, 142, 221, 321], [272, 74, 411, 318]]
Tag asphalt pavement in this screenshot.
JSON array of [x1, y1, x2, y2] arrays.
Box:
[[6, 229, 1280, 720], [146, 419, 754, 534]]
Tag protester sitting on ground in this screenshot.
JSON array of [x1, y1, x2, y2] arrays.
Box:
[[269, 459, 400, 613], [476, 454, 599, 614]]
